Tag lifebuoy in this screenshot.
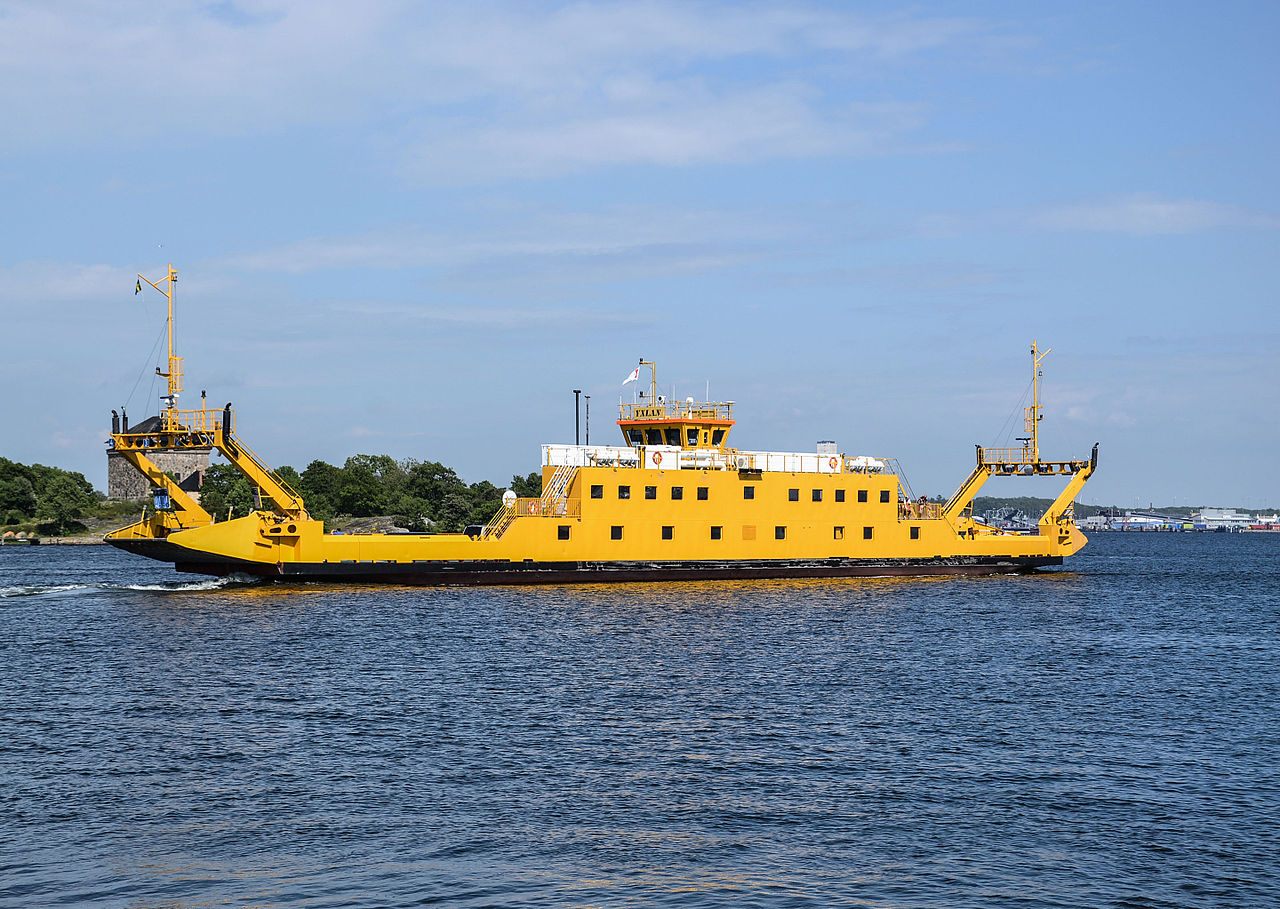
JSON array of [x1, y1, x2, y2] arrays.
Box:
[[828, 457, 839, 470], [652, 451, 663, 466]]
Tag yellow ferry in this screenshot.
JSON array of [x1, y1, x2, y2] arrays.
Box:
[[107, 266, 1098, 583]]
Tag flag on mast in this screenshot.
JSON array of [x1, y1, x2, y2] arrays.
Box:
[[622, 366, 640, 385], [135, 279, 142, 295]]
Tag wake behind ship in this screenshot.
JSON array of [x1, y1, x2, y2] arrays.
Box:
[[106, 266, 1097, 584]]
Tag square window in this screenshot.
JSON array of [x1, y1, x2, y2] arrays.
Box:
[[697, 486, 708, 500], [812, 489, 822, 502], [788, 488, 799, 502], [910, 526, 920, 540], [687, 428, 698, 446], [645, 485, 657, 500], [557, 525, 570, 541], [835, 489, 845, 502], [710, 526, 722, 540], [775, 526, 787, 540], [863, 526, 873, 540], [857, 489, 868, 503], [610, 525, 623, 540], [880, 489, 890, 503], [618, 485, 631, 499], [834, 526, 844, 540], [661, 525, 673, 540], [743, 486, 755, 500], [671, 486, 684, 500], [591, 484, 604, 499]]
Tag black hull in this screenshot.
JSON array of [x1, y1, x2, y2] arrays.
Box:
[[109, 538, 1060, 585]]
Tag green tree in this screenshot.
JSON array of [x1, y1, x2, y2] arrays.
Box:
[[510, 471, 541, 498], [199, 463, 255, 521], [35, 473, 95, 534]]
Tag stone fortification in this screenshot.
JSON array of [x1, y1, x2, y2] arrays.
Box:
[[107, 449, 211, 502]]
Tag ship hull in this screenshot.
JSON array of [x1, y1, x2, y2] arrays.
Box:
[[110, 538, 1059, 584]]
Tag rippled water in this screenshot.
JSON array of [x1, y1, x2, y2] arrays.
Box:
[[2, 534, 1277, 908]]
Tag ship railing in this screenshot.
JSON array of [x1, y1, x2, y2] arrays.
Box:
[[898, 501, 944, 521], [541, 464, 577, 502], [618, 401, 734, 422], [979, 446, 1037, 466], [483, 497, 582, 540]]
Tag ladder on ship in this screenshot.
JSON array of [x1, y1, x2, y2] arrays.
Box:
[[483, 464, 578, 540]]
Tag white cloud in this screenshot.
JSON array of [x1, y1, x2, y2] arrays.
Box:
[[0, 1, 997, 176], [919, 194, 1280, 237]]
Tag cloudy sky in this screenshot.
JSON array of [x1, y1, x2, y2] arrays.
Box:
[[1, 0, 1276, 508]]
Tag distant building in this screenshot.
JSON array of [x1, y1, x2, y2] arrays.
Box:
[[107, 415, 211, 502]]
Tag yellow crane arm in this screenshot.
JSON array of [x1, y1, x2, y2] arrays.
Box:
[[941, 445, 991, 524], [216, 423, 308, 519], [112, 447, 213, 527]]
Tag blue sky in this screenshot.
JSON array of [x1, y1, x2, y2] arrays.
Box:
[[1, 0, 1276, 508]]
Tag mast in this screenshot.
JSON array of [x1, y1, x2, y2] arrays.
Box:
[[1026, 340, 1051, 462], [138, 264, 182, 430]]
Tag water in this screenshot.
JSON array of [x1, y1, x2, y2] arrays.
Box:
[[2, 534, 1277, 908]]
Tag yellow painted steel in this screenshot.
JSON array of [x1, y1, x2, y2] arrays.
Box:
[[105, 273, 1096, 573]]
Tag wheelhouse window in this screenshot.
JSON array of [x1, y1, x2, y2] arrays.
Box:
[[686, 429, 698, 446], [645, 428, 662, 445], [627, 429, 643, 444], [664, 428, 680, 446], [711, 429, 725, 445]]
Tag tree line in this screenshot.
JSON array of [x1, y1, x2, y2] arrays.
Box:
[[0, 457, 97, 534], [199, 455, 542, 532]]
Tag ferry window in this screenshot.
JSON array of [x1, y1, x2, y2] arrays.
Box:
[[627, 429, 643, 444], [743, 486, 755, 500], [697, 486, 708, 500], [687, 429, 698, 446], [880, 490, 891, 503], [661, 525, 674, 540], [835, 489, 845, 502], [910, 526, 920, 540], [857, 489, 868, 503], [645, 485, 657, 499], [591, 484, 604, 499], [812, 489, 822, 502], [834, 526, 844, 540], [703, 432, 709, 444], [611, 525, 623, 540], [710, 526, 722, 540], [712, 429, 725, 445], [645, 429, 662, 445], [788, 488, 799, 502], [671, 486, 684, 500], [775, 526, 787, 540], [618, 485, 631, 499], [664, 428, 680, 446], [863, 526, 873, 540], [557, 525, 570, 541]]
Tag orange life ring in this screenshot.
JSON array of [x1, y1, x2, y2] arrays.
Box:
[[828, 457, 839, 470], [652, 451, 663, 466]]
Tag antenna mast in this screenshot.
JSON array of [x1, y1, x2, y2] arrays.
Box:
[[1026, 340, 1051, 462], [138, 264, 183, 429]]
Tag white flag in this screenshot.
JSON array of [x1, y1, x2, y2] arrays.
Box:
[[622, 366, 640, 385]]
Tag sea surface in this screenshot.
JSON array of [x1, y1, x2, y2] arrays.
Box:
[[1, 533, 1277, 908]]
